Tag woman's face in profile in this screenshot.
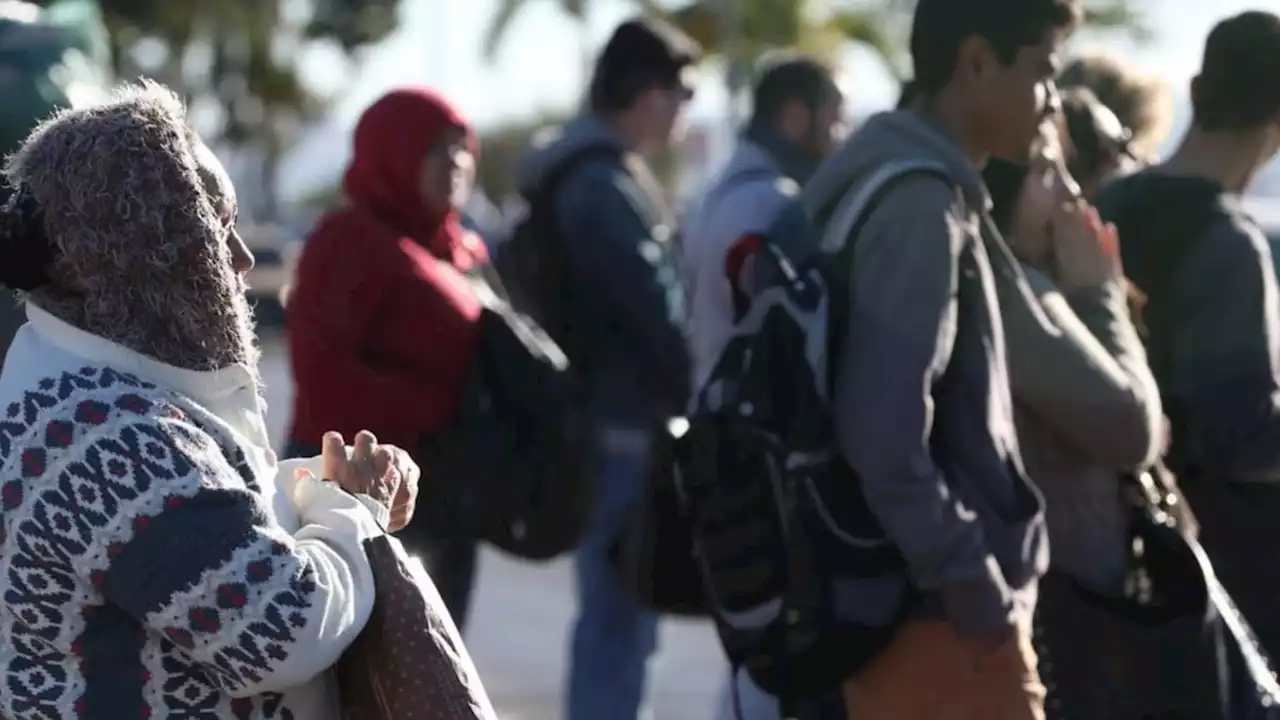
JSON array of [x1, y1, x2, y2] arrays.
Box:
[[419, 126, 475, 219], [1010, 120, 1079, 265]]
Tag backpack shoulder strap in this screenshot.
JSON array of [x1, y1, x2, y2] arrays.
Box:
[[818, 160, 956, 391], [531, 144, 624, 210], [702, 165, 786, 224], [818, 159, 954, 255]]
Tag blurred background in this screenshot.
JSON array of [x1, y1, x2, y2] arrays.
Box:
[[2, 1, 1277, 717], [7, 0, 1276, 322]]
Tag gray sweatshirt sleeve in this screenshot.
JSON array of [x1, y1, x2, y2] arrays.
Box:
[[1000, 267, 1163, 470], [1165, 218, 1280, 482], [832, 177, 1014, 638]]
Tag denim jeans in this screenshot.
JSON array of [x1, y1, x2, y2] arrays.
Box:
[[566, 428, 659, 720]]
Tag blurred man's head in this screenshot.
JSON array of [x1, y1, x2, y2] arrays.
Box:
[[588, 18, 700, 151], [1190, 11, 1280, 162], [1059, 53, 1173, 159], [910, 0, 1081, 162], [6, 81, 258, 373], [748, 53, 846, 162]]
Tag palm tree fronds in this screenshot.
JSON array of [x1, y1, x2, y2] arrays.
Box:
[[482, 0, 524, 61]]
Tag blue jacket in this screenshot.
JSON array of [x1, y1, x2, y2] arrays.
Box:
[[515, 115, 690, 426]]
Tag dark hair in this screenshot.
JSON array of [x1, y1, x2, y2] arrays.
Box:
[[983, 153, 1147, 325], [910, 0, 1081, 95], [588, 17, 700, 114], [1060, 86, 1134, 182], [1059, 53, 1172, 154], [0, 186, 54, 292], [897, 79, 919, 109], [748, 53, 838, 125], [1192, 11, 1280, 132]]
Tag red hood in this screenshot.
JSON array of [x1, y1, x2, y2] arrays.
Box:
[[341, 87, 477, 255]]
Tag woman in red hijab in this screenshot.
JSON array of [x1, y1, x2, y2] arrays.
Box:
[[286, 87, 487, 629]]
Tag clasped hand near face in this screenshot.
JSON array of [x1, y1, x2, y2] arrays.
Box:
[[296, 430, 421, 533], [1048, 198, 1122, 293]]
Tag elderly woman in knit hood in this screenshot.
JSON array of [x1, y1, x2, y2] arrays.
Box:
[[286, 87, 488, 630], [0, 81, 418, 719], [18, 102, 258, 373]]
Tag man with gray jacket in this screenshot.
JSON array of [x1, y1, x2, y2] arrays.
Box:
[[682, 54, 847, 720], [800, 0, 1079, 716], [513, 18, 698, 720]]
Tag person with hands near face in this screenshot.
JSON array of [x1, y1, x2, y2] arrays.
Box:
[[984, 121, 1166, 718]]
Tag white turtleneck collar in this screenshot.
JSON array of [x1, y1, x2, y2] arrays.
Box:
[[14, 303, 275, 458], [26, 303, 256, 402]]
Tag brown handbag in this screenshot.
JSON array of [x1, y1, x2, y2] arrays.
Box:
[[336, 534, 498, 720]]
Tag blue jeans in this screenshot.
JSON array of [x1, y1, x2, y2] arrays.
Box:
[[566, 432, 659, 720]]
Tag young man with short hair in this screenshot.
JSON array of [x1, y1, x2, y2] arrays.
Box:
[[1094, 9, 1280, 657], [801, 0, 1081, 716], [680, 53, 849, 720], [684, 53, 845, 391], [513, 17, 699, 720]]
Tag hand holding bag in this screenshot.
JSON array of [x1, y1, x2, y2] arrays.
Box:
[[336, 532, 498, 720]]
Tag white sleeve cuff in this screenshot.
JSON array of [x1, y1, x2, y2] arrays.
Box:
[[291, 472, 385, 542]]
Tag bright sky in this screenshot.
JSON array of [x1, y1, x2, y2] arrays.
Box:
[[313, 0, 1270, 126], [279, 0, 1279, 199]]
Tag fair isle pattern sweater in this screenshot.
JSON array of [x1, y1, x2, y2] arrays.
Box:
[[0, 307, 381, 719]]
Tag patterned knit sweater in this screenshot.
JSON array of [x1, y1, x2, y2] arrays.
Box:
[[0, 306, 383, 719]]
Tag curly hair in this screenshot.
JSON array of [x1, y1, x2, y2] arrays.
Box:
[[7, 80, 258, 373], [1059, 53, 1174, 159]]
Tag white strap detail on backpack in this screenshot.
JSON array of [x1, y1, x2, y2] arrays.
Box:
[[817, 159, 952, 254]]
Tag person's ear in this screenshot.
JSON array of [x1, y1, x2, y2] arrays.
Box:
[[955, 34, 998, 90]]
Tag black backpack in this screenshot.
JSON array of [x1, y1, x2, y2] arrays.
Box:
[[673, 160, 954, 711], [411, 257, 595, 562], [609, 166, 796, 619], [415, 146, 623, 561], [493, 144, 621, 360]]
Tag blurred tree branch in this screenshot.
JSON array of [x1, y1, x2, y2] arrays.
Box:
[[667, 0, 1150, 88], [475, 110, 570, 200], [97, 0, 406, 219], [482, 0, 663, 64]]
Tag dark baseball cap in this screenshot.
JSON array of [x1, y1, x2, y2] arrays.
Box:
[[597, 18, 701, 96]]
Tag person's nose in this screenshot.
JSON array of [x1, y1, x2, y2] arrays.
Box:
[[1042, 83, 1063, 122], [450, 147, 473, 174], [228, 227, 255, 275]]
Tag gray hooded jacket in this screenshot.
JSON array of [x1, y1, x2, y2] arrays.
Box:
[[802, 111, 1048, 637]]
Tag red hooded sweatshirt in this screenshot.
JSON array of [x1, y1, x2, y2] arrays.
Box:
[[286, 88, 487, 452]]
